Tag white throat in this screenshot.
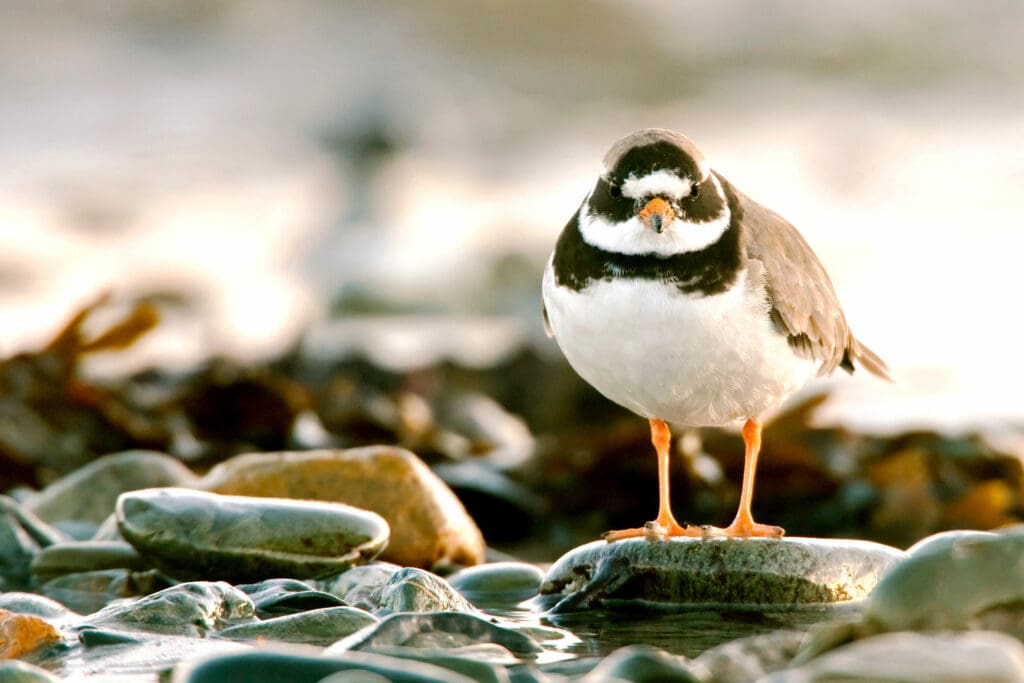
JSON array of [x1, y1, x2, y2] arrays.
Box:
[[579, 176, 731, 256]]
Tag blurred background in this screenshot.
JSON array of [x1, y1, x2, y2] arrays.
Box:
[[2, 0, 1023, 433]]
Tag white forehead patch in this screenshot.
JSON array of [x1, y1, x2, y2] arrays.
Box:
[[619, 169, 692, 200]]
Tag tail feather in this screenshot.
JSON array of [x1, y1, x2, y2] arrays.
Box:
[[851, 338, 892, 382]]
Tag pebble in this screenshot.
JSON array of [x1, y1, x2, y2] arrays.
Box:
[[865, 527, 1024, 632], [363, 567, 475, 615], [694, 630, 808, 683], [30, 541, 147, 581], [0, 496, 67, 591], [23, 450, 198, 526], [217, 606, 379, 646], [39, 569, 172, 615], [172, 649, 479, 683], [579, 644, 701, 682], [236, 578, 346, 617], [82, 581, 256, 637], [0, 659, 59, 682], [116, 488, 389, 582], [197, 446, 485, 569], [329, 611, 541, 658], [760, 631, 1024, 683], [318, 563, 403, 605], [540, 537, 905, 611], [447, 561, 545, 607], [0, 608, 61, 659], [0, 593, 75, 622]]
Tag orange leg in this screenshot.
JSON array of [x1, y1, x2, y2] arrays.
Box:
[[719, 418, 784, 538], [604, 417, 784, 542], [604, 419, 701, 541]]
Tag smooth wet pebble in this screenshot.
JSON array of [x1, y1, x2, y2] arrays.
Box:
[[0, 496, 67, 591], [328, 611, 541, 658], [579, 644, 701, 682], [217, 606, 379, 646], [197, 446, 485, 569], [447, 562, 544, 606], [318, 563, 403, 605], [39, 569, 173, 615], [30, 541, 146, 581], [760, 630, 1024, 682], [695, 630, 808, 683], [23, 450, 198, 526], [82, 581, 255, 637], [0, 659, 59, 682], [172, 650, 479, 683], [116, 488, 389, 582], [865, 527, 1024, 632], [236, 578, 346, 617], [359, 567, 475, 615], [540, 537, 905, 610]]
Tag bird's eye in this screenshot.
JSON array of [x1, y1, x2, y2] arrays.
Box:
[[689, 183, 700, 199], [608, 183, 622, 198]]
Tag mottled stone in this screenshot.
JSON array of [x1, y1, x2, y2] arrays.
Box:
[[694, 630, 807, 683], [218, 606, 378, 646], [761, 631, 1024, 682], [329, 611, 541, 658], [82, 581, 255, 637], [198, 447, 484, 569], [0, 609, 61, 659], [173, 650, 477, 683], [30, 541, 146, 581], [865, 528, 1024, 632], [24, 450, 198, 525], [447, 562, 544, 606], [39, 569, 172, 615], [117, 488, 389, 582], [540, 537, 905, 610], [0, 659, 59, 682], [236, 578, 346, 617], [580, 645, 701, 682]]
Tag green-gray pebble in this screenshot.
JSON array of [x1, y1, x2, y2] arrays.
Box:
[[30, 541, 147, 580], [447, 562, 544, 606], [82, 581, 256, 636], [24, 450, 198, 525], [116, 488, 389, 582], [217, 606, 378, 646]]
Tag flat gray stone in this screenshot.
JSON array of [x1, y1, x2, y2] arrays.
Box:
[[30, 541, 147, 581], [540, 537, 905, 610], [117, 488, 389, 582], [217, 606, 378, 646]]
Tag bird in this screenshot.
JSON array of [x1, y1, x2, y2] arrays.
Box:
[[541, 128, 889, 541]]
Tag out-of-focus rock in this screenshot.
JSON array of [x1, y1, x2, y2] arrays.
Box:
[[198, 447, 485, 569]]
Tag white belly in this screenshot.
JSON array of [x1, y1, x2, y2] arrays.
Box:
[[542, 259, 816, 426]]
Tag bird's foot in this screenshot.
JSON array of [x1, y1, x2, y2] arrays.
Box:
[[705, 519, 785, 539], [603, 519, 705, 542]]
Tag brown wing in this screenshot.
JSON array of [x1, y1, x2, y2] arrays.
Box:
[[729, 178, 891, 380]]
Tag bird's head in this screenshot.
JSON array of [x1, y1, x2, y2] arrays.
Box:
[[579, 128, 732, 256]]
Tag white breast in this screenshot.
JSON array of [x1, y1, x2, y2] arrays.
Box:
[[542, 258, 816, 426]]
